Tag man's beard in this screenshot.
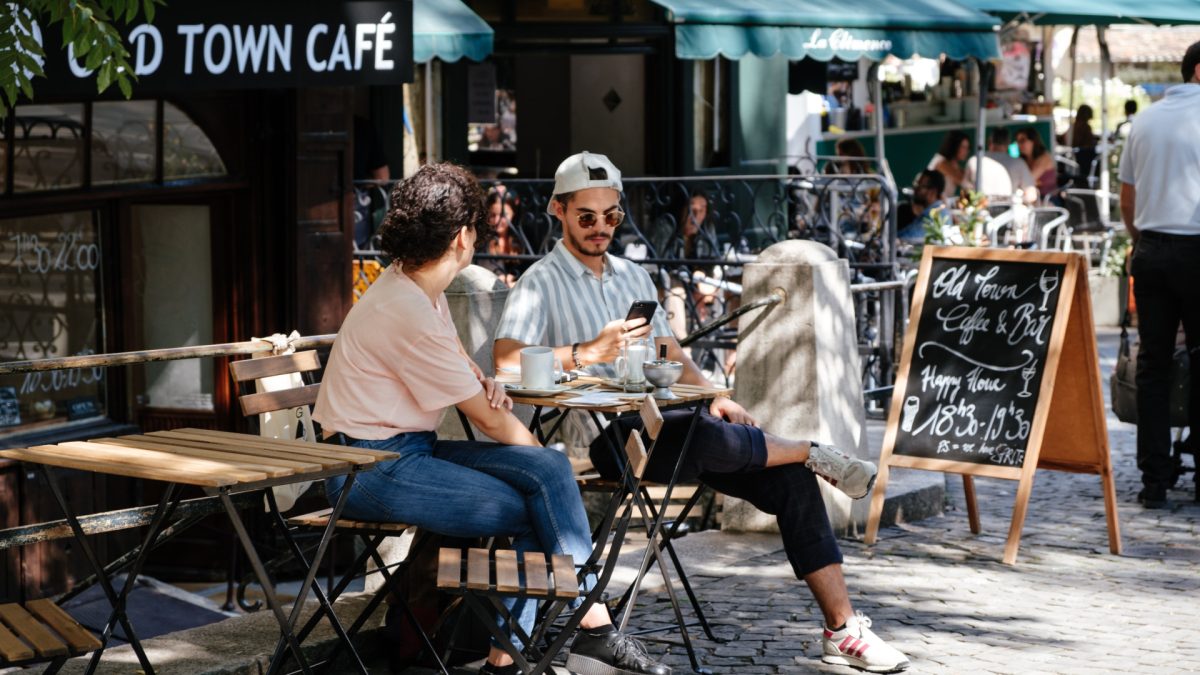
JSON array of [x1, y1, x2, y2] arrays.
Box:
[[566, 229, 610, 257]]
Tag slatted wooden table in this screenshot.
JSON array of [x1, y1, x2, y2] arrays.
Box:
[[0, 429, 397, 675]]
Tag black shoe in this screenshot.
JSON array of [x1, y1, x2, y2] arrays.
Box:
[[566, 630, 671, 675], [1138, 487, 1170, 509]]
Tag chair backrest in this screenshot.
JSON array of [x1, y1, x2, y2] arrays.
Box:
[[228, 350, 323, 417]]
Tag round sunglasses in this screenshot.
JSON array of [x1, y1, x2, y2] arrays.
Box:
[[574, 209, 625, 228]]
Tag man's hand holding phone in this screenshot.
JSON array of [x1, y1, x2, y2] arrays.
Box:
[[578, 301, 657, 366]]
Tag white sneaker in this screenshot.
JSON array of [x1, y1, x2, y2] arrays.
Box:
[[805, 442, 877, 499], [822, 612, 909, 673]]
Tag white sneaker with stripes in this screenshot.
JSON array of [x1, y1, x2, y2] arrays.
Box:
[[822, 612, 909, 673], [805, 442, 877, 499]]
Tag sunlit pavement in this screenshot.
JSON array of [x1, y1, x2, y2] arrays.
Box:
[[556, 327, 1200, 674]]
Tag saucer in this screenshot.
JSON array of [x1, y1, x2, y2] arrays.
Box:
[[599, 378, 653, 393], [504, 383, 572, 397]]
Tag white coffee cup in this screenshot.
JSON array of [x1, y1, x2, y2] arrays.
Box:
[[521, 346, 563, 389]]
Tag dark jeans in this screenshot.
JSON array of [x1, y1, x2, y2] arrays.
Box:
[[590, 408, 843, 578], [1130, 231, 1200, 491]]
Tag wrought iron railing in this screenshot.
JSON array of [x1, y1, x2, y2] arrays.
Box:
[[354, 173, 903, 397]]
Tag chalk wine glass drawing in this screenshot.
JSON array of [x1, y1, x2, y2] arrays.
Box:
[[1038, 270, 1059, 312], [1018, 361, 1038, 398]]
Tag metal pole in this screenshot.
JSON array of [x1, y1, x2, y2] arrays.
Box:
[[871, 64, 891, 187], [1098, 26, 1111, 196], [974, 58, 988, 194], [1067, 26, 1080, 145], [424, 60, 434, 164]]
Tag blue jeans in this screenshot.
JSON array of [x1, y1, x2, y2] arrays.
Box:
[[325, 432, 594, 648]]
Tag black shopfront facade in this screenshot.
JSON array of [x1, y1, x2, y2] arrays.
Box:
[[0, 0, 413, 597]]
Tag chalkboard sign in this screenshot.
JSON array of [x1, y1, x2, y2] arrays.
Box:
[[891, 256, 1065, 468], [866, 247, 1121, 565]]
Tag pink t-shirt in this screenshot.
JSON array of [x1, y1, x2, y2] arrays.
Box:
[[313, 264, 482, 439]]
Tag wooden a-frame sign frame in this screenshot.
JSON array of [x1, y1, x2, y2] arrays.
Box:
[[865, 246, 1121, 564]]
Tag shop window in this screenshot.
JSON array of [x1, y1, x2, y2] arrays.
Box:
[[92, 100, 157, 185], [0, 211, 106, 433], [466, 60, 517, 174], [163, 103, 226, 180], [11, 104, 85, 193], [3, 101, 225, 194], [694, 58, 730, 170], [130, 205, 214, 410]]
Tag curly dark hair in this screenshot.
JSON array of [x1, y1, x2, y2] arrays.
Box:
[[378, 163, 491, 269]]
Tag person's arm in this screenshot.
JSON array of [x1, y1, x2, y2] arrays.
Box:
[[493, 317, 652, 373], [456, 389, 540, 446], [1120, 182, 1138, 243]]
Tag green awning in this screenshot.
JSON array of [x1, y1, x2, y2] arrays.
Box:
[[414, 0, 494, 63], [956, 0, 1200, 26], [654, 0, 1001, 61]]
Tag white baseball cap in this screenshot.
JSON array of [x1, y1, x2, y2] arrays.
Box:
[[546, 151, 623, 215]]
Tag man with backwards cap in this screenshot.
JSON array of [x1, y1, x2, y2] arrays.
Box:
[[494, 152, 910, 673]]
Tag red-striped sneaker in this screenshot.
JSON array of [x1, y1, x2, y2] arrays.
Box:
[[822, 612, 909, 673]]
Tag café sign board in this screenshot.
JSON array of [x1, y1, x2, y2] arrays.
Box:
[[865, 247, 1121, 565], [33, 0, 414, 95]]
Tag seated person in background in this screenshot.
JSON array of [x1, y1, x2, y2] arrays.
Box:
[[826, 138, 872, 175], [1016, 127, 1057, 203], [480, 188, 524, 286], [899, 170, 948, 244], [313, 163, 669, 675], [964, 128, 1038, 204], [927, 130, 971, 201], [494, 151, 910, 674]]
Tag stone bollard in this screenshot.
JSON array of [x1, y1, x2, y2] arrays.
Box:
[[368, 264, 510, 594], [724, 240, 869, 535]]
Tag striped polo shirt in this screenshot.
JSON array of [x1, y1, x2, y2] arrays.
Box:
[[495, 240, 673, 380]]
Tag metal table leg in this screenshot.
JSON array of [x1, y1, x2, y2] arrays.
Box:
[[42, 465, 183, 675]]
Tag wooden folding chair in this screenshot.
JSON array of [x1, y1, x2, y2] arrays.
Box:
[[228, 350, 448, 674], [436, 397, 661, 674], [0, 600, 102, 674]]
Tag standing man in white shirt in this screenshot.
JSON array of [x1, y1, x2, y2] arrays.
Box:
[[1118, 41, 1200, 508]]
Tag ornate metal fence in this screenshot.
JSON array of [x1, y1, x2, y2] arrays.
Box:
[[353, 173, 903, 398]]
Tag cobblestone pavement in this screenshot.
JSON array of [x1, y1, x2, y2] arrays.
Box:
[[624, 327, 1200, 674]]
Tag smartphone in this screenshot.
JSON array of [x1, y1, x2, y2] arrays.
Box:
[[625, 300, 659, 325]]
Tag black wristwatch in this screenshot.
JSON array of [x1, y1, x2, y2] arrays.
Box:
[[572, 342, 584, 370]]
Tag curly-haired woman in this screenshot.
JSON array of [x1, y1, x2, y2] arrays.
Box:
[[313, 163, 669, 675]]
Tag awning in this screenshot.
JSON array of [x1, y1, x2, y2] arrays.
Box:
[[414, 0, 494, 63], [955, 0, 1200, 26], [653, 0, 1001, 61]]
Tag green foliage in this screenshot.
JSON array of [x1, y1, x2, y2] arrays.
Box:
[[1102, 230, 1131, 278], [921, 189, 990, 251], [1, 0, 163, 117]]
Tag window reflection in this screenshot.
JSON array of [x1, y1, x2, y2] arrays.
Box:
[[12, 104, 85, 192], [164, 103, 226, 180], [0, 211, 106, 431], [92, 100, 157, 185]]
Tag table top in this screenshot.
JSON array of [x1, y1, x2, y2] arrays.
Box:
[[505, 377, 731, 413], [0, 428, 398, 488]]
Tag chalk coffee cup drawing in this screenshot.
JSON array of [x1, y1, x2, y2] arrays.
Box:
[[615, 337, 653, 393], [520, 346, 563, 389]]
